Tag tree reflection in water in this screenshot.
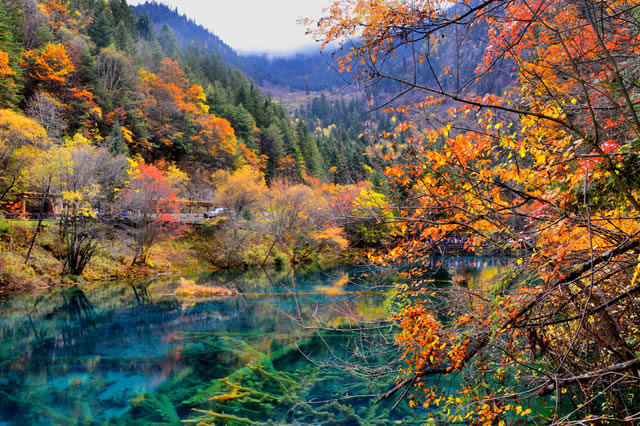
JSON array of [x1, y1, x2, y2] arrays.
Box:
[[0, 260, 509, 424]]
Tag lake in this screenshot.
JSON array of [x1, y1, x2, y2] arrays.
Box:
[[0, 257, 506, 425]]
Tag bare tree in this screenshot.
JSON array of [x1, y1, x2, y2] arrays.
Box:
[[26, 91, 67, 141], [94, 45, 136, 111]]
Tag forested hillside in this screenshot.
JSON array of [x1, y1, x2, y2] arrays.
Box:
[[0, 0, 390, 186], [0, 0, 398, 288], [2, 0, 307, 181]]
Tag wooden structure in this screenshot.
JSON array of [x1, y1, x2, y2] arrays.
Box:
[[13, 192, 62, 214]]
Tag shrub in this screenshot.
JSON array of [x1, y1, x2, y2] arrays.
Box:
[[0, 215, 11, 235]]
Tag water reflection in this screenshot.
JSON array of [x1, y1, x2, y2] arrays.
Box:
[[0, 259, 508, 424]]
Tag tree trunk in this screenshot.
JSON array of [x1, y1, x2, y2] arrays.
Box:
[[24, 176, 51, 265]]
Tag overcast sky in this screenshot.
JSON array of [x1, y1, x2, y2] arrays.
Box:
[[127, 0, 333, 56]]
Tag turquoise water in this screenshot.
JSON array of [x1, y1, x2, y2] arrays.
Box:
[[0, 259, 506, 425]]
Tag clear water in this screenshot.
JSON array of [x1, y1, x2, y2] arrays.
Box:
[[0, 258, 506, 425]]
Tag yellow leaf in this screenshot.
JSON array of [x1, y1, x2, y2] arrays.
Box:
[[519, 146, 526, 158]]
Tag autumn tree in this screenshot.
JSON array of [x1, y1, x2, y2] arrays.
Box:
[[93, 45, 136, 113], [115, 159, 183, 266], [209, 166, 267, 266], [22, 42, 75, 91], [21, 0, 52, 51], [37, 0, 81, 35], [57, 135, 127, 276], [213, 166, 266, 221], [0, 110, 48, 206], [136, 58, 237, 167], [21, 42, 101, 131], [348, 188, 394, 247], [310, 0, 640, 423], [263, 180, 350, 264], [26, 91, 66, 140], [19, 130, 67, 265]]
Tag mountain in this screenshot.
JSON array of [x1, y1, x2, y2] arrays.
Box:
[[132, 2, 345, 92]]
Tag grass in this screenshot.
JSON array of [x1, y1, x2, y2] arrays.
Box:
[[175, 278, 237, 297], [0, 218, 351, 292], [0, 221, 219, 291]]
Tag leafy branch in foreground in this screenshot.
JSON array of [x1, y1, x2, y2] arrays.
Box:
[[308, 0, 640, 423]]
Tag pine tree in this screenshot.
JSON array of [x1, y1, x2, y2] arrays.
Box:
[[0, 0, 23, 108], [158, 23, 180, 59], [88, 3, 115, 49], [107, 122, 128, 154], [136, 13, 154, 41], [109, 0, 137, 36], [262, 123, 285, 182], [296, 120, 323, 177]]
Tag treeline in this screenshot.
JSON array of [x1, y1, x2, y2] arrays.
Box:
[[295, 94, 395, 185]]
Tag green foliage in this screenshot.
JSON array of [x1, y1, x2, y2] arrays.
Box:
[[88, 3, 115, 50], [107, 122, 128, 155], [262, 123, 285, 180], [296, 119, 322, 177], [0, 215, 11, 234], [0, 0, 23, 108], [348, 189, 394, 246], [136, 13, 154, 41], [273, 248, 289, 267]]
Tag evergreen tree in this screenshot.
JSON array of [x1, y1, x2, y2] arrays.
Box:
[[158, 23, 180, 59], [261, 124, 285, 182], [296, 120, 322, 177], [114, 21, 135, 53], [107, 122, 128, 154], [88, 4, 115, 49], [109, 0, 137, 36], [0, 0, 23, 108], [136, 13, 154, 41]]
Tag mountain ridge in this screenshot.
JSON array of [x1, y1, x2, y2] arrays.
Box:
[[132, 1, 345, 92]]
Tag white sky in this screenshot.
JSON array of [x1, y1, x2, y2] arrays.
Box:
[[127, 0, 333, 56]]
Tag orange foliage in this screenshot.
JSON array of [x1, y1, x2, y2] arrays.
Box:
[[313, 0, 640, 423], [0, 50, 13, 77], [38, 0, 81, 32], [21, 43, 101, 127], [239, 143, 267, 171], [137, 59, 237, 163], [22, 43, 75, 86]]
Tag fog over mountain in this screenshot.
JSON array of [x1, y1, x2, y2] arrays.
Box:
[[133, 1, 345, 92]]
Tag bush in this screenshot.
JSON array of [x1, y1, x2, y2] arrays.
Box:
[[273, 249, 289, 267], [0, 251, 42, 289], [0, 215, 11, 235]]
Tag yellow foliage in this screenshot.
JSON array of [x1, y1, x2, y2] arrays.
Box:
[[64, 133, 92, 148], [0, 109, 48, 146], [314, 226, 349, 250], [121, 126, 134, 144], [164, 162, 190, 187], [175, 277, 236, 297], [213, 166, 267, 217], [316, 273, 350, 295]]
